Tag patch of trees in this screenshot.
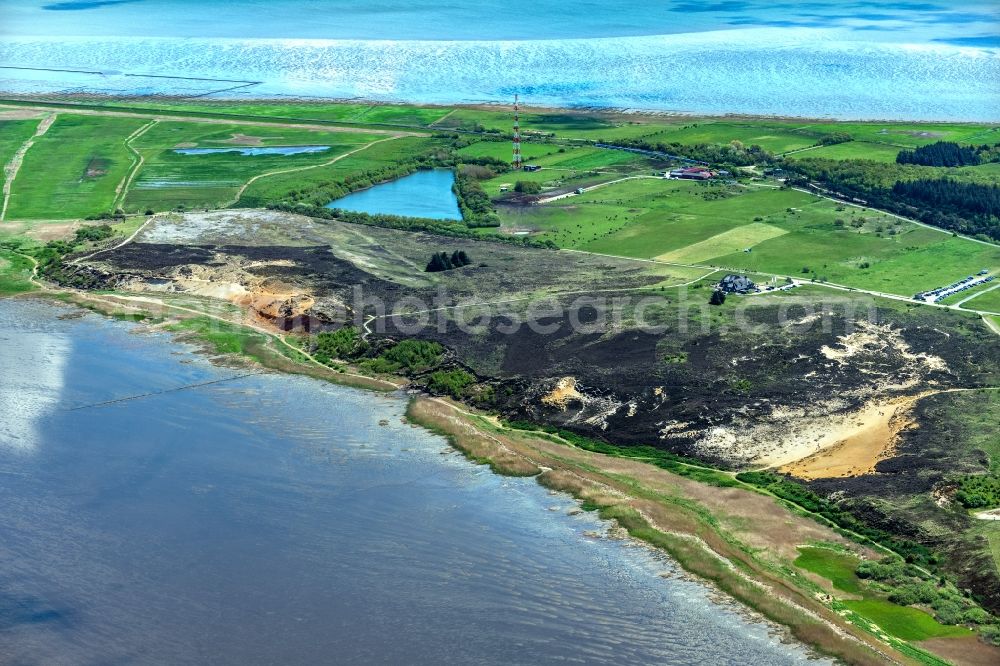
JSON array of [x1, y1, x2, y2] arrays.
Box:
[[735, 471, 934, 567], [310, 326, 363, 365], [74, 224, 115, 243], [85, 210, 126, 221], [896, 140, 1000, 167], [784, 158, 1000, 241], [30, 226, 121, 289], [453, 170, 501, 227], [709, 289, 726, 305], [426, 368, 476, 398], [267, 202, 558, 249], [602, 136, 774, 167], [892, 177, 1000, 224], [426, 250, 472, 272], [513, 180, 542, 194], [857, 557, 998, 630], [817, 132, 852, 146], [952, 474, 1000, 509]]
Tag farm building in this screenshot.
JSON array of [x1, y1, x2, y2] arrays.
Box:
[[669, 166, 713, 180], [717, 274, 757, 294]]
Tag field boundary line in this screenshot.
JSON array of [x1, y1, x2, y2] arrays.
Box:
[[1, 112, 57, 222], [112, 119, 158, 212], [226, 135, 405, 207]]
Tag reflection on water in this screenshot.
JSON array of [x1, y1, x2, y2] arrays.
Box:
[[173, 145, 330, 156], [327, 169, 463, 221], [0, 299, 827, 665]]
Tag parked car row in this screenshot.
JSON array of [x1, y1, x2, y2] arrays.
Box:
[[915, 270, 993, 302]]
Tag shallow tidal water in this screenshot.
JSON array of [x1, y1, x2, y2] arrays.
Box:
[[0, 299, 829, 664], [1, 0, 998, 120]]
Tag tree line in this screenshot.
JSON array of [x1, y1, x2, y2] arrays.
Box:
[[604, 136, 775, 167], [897, 140, 1000, 167], [785, 158, 1000, 241]]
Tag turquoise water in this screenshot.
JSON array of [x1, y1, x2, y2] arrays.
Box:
[[174, 145, 330, 156], [327, 169, 462, 220], [0, 1, 997, 120], [0, 298, 828, 664]]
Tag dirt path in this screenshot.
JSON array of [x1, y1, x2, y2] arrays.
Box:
[[983, 315, 1000, 336], [1, 112, 56, 221], [537, 174, 660, 204], [112, 119, 158, 211], [225, 135, 405, 207], [0, 103, 426, 137]]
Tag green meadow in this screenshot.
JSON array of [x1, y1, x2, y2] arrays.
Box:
[[0, 118, 40, 194], [125, 121, 385, 212], [794, 546, 973, 642], [6, 114, 148, 219], [499, 178, 1000, 296]]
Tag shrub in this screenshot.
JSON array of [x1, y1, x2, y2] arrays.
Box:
[[426, 369, 476, 398]]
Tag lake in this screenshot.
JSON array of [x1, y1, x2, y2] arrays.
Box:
[[327, 169, 463, 221], [0, 298, 826, 665], [173, 145, 330, 156]]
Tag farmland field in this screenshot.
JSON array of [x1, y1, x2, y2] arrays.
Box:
[[5, 114, 149, 219], [0, 117, 40, 195], [125, 121, 387, 212], [497, 178, 1000, 296]]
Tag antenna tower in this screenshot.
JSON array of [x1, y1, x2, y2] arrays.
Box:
[[512, 94, 522, 170]]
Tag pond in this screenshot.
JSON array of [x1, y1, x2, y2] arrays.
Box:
[[326, 169, 462, 220], [173, 145, 331, 156]]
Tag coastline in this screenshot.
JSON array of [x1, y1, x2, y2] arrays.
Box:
[[2, 94, 998, 663], [7, 284, 999, 664], [4, 94, 1000, 127]]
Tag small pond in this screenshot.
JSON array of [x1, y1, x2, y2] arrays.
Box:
[[173, 145, 331, 156], [326, 169, 462, 220]]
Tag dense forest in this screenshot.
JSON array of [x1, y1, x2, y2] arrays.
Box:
[[896, 140, 1000, 167]]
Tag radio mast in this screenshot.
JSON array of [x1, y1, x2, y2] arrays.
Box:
[[512, 94, 522, 170]]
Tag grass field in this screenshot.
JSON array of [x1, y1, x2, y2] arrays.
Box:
[[236, 135, 445, 207], [842, 600, 972, 641], [124, 121, 386, 212], [0, 250, 35, 295], [6, 114, 148, 219], [56, 100, 455, 128], [961, 285, 1000, 312], [794, 546, 864, 594], [499, 178, 1000, 296], [794, 546, 974, 642], [785, 141, 903, 163], [0, 117, 41, 193]]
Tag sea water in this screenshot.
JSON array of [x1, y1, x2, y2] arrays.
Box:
[[0, 0, 997, 120], [0, 298, 829, 664]]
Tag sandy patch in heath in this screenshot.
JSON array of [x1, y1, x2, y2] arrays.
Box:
[[541, 376, 584, 409], [778, 398, 917, 479]]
